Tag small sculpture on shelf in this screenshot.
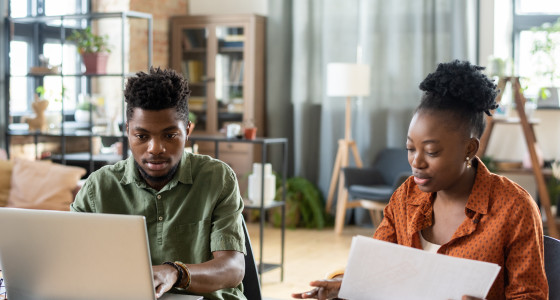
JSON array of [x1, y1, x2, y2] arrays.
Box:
[[25, 93, 49, 132], [29, 54, 59, 75]]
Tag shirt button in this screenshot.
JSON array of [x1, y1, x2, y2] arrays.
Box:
[[157, 195, 162, 199], [158, 216, 163, 221]]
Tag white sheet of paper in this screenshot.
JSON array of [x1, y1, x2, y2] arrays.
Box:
[[339, 236, 501, 300]]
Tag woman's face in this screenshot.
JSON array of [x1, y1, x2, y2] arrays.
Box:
[[406, 110, 477, 194]]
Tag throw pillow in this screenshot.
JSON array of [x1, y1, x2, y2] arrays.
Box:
[[0, 160, 13, 207], [7, 159, 86, 211]]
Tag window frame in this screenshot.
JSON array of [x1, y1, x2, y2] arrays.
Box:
[[512, 0, 560, 79], [8, 0, 90, 116]]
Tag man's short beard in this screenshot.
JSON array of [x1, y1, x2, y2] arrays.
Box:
[[134, 160, 180, 183]]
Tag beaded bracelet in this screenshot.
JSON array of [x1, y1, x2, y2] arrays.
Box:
[[174, 261, 191, 290], [163, 261, 183, 287]]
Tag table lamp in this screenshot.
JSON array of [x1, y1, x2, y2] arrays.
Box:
[[324, 63, 370, 234]]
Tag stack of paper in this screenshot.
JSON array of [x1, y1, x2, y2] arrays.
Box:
[[339, 236, 501, 300]]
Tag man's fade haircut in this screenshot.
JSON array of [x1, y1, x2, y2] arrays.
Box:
[[417, 60, 499, 139], [124, 66, 191, 124]]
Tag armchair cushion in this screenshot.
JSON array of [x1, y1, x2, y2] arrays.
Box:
[[7, 159, 86, 211], [343, 167, 386, 188], [0, 160, 13, 207], [348, 185, 394, 201], [344, 148, 411, 201]]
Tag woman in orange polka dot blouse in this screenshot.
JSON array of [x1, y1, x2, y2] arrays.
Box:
[[293, 60, 548, 300]]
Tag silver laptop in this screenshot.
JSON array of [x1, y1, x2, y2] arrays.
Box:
[[0, 208, 202, 300]]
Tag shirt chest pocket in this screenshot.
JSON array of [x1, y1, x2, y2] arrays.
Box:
[[167, 219, 212, 263]]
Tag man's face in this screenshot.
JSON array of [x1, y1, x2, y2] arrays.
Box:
[[127, 108, 189, 190]]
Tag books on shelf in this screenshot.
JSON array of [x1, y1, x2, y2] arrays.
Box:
[[182, 30, 206, 50], [189, 97, 206, 111], [224, 34, 244, 42], [229, 59, 244, 85], [181, 60, 204, 83]]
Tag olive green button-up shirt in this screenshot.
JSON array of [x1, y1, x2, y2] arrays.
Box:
[[71, 151, 246, 300]]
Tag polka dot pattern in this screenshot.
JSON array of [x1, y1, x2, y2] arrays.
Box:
[[373, 157, 548, 299]]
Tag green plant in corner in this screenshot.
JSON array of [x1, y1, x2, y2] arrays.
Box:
[[270, 177, 327, 229], [549, 161, 560, 208], [481, 155, 498, 173], [188, 111, 197, 125]]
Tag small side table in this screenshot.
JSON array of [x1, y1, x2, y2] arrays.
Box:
[[188, 135, 288, 283]]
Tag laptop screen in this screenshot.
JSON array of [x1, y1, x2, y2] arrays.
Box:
[[0, 208, 160, 300]]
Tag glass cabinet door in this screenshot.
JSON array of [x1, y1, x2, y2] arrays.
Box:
[[215, 26, 245, 132], [180, 28, 208, 131], [172, 16, 263, 138]]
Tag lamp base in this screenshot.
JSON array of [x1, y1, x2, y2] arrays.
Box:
[[325, 138, 363, 234]]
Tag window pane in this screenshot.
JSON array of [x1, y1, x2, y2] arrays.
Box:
[[43, 42, 78, 74], [10, 41, 29, 113], [10, 41, 28, 76], [519, 30, 560, 98], [10, 0, 27, 17], [518, 0, 560, 14], [45, 0, 78, 16], [44, 43, 79, 111]]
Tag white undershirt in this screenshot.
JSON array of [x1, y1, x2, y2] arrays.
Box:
[[420, 231, 442, 253]]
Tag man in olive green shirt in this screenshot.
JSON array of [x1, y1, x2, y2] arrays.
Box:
[[71, 67, 246, 300]]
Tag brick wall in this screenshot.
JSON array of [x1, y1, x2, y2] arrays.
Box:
[[88, 0, 188, 129], [91, 0, 188, 70], [130, 0, 188, 69]]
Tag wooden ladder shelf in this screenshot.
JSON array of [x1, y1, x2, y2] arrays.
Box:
[[477, 76, 559, 238]]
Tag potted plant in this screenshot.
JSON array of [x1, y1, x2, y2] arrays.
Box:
[[67, 27, 111, 74], [550, 161, 560, 217], [269, 176, 328, 229], [530, 17, 560, 107], [74, 101, 97, 123]]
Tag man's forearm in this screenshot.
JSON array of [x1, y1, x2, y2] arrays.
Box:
[[181, 250, 245, 293]]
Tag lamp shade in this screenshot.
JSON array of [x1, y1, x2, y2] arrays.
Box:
[[326, 63, 371, 97]]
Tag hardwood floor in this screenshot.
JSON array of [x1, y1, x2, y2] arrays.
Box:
[[245, 222, 374, 300]]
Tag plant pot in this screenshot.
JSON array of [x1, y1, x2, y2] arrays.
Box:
[[81, 52, 109, 74], [244, 127, 257, 140], [74, 109, 91, 123], [537, 87, 559, 108]]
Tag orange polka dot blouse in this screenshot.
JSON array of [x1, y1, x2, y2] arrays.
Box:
[[373, 157, 548, 299]]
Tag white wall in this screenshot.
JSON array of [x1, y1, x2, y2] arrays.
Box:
[[188, 0, 268, 15]]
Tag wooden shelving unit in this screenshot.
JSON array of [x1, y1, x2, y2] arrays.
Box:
[[170, 14, 266, 188], [478, 76, 559, 238]]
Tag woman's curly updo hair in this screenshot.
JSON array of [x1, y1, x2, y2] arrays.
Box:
[[124, 67, 191, 123], [417, 60, 499, 138]]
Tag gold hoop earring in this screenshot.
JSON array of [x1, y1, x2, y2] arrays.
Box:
[[465, 157, 472, 168]]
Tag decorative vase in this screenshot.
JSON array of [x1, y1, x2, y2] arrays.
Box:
[[81, 52, 109, 74], [248, 163, 276, 206]]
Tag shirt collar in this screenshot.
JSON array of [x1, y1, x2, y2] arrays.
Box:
[[407, 156, 491, 215], [464, 156, 491, 215], [120, 150, 194, 188]]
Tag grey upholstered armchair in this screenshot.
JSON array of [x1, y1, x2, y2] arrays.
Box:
[[342, 148, 411, 227]]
